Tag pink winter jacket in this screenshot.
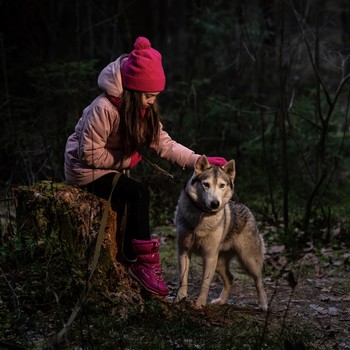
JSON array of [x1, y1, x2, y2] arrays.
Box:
[[64, 54, 199, 186]]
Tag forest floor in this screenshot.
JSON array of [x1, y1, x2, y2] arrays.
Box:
[[1, 202, 350, 349], [157, 224, 350, 349]]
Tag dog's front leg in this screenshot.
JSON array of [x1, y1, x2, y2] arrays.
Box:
[[196, 254, 218, 307], [175, 250, 191, 302]]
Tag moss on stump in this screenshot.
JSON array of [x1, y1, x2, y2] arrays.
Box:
[[14, 180, 143, 314]]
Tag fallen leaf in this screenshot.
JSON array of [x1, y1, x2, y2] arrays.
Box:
[[310, 304, 328, 314], [268, 245, 285, 254]]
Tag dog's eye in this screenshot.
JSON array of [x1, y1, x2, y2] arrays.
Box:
[[219, 183, 226, 189], [202, 182, 210, 189]]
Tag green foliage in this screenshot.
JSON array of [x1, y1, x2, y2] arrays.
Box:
[[27, 60, 98, 99]]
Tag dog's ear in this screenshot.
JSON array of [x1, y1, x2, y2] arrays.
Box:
[[223, 159, 236, 180], [194, 155, 211, 175]]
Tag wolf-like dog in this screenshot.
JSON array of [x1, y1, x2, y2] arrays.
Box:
[[175, 155, 267, 310]]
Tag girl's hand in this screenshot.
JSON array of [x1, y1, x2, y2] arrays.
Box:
[[206, 156, 227, 166]]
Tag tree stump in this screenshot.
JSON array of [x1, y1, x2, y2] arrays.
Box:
[[13, 180, 143, 309]]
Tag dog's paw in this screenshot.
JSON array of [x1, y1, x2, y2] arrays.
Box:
[[193, 302, 205, 310], [210, 298, 225, 305], [260, 303, 268, 312], [174, 295, 187, 303]]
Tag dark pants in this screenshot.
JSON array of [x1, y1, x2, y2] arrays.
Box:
[[84, 173, 151, 246]]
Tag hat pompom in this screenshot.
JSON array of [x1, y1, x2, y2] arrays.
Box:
[[134, 37, 151, 50]]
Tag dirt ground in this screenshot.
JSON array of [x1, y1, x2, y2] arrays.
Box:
[[157, 226, 350, 349], [1, 200, 349, 349]]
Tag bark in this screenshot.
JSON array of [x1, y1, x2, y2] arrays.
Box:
[[13, 180, 143, 307]]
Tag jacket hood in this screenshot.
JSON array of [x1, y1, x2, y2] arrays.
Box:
[[97, 54, 128, 97]]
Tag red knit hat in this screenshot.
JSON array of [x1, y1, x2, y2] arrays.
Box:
[[121, 37, 166, 92]]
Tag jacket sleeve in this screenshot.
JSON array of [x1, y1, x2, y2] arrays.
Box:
[[78, 104, 129, 170], [152, 123, 200, 168]]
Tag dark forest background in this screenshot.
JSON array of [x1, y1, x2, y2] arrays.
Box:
[[1, 1, 350, 348], [1, 0, 350, 244]]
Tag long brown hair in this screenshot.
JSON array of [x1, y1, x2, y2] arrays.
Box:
[[118, 90, 161, 158]]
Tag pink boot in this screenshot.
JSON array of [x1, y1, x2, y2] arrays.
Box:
[[128, 238, 169, 296]]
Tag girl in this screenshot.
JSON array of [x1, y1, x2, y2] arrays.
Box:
[[64, 36, 226, 296]]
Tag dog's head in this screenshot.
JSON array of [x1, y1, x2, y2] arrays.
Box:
[[186, 155, 235, 212]]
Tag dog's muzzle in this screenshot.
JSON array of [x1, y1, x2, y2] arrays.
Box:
[[209, 200, 220, 209]]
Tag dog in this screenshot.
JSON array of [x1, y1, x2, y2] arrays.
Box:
[[175, 155, 267, 310]]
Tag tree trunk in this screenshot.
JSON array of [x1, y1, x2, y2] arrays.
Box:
[[13, 180, 143, 306]]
